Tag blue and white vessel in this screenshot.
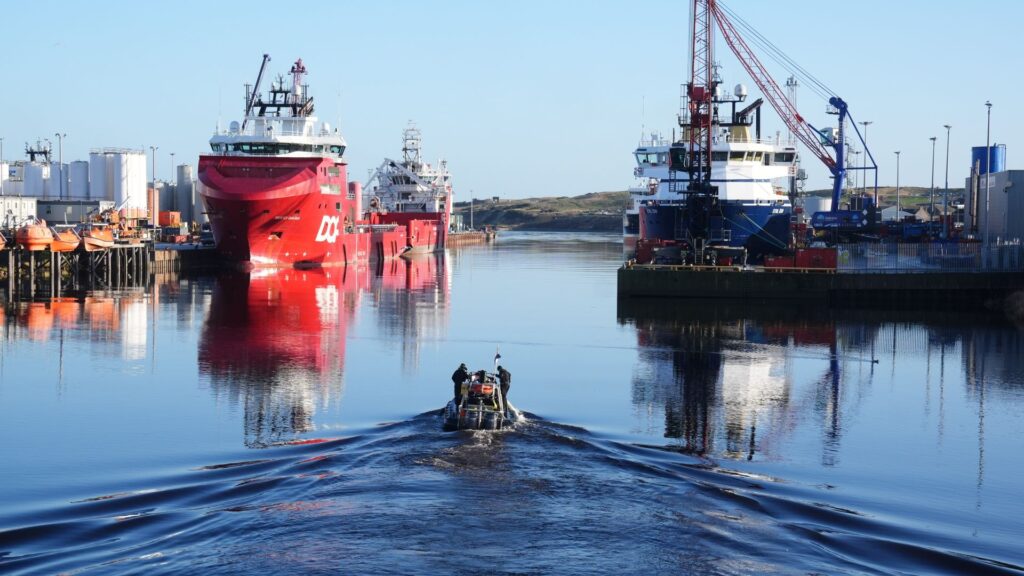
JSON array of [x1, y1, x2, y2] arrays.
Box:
[[625, 77, 797, 262]]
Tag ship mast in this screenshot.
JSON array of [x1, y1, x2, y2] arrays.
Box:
[[687, 0, 715, 195]]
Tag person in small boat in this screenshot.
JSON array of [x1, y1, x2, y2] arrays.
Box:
[[451, 363, 470, 408], [496, 366, 511, 414]]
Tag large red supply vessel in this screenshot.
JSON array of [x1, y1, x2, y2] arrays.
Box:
[[198, 55, 401, 267]]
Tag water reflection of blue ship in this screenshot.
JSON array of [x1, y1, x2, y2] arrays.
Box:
[[626, 80, 797, 261]]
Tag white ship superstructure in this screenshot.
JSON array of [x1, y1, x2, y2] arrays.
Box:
[[362, 124, 452, 254], [365, 124, 452, 215], [626, 79, 799, 261]]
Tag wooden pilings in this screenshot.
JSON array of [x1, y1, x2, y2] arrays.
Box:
[[1, 243, 153, 298]]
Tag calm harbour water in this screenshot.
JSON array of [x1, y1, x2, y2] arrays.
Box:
[[1, 231, 1022, 575]]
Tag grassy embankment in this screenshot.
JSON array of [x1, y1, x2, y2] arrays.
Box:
[[453, 186, 965, 232], [453, 191, 628, 232]]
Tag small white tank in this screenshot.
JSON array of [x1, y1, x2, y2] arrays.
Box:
[[803, 196, 832, 215], [24, 163, 48, 197], [69, 161, 90, 198]]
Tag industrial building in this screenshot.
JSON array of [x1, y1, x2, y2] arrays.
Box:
[[2, 147, 204, 228], [965, 169, 1024, 243]]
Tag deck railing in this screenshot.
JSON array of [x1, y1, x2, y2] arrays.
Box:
[[835, 241, 1024, 273]]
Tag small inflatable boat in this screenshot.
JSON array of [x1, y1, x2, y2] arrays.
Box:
[[443, 371, 519, 431]]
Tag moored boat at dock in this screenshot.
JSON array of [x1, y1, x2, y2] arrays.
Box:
[[79, 224, 115, 252], [364, 124, 452, 257], [16, 218, 54, 251], [198, 55, 381, 267], [49, 225, 81, 253], [627, 96, 797, 264]]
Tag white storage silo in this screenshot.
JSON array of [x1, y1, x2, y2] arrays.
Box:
[[156, 181, 172, 212], [110, 150, 147, 211], [128, 151, 147, 211], [89, 152, 108, 201], [176, 164, 194, 222], [8, 162, 24, 181], [50, 162, 67, 199], [69, 161, 89, 198], [24, 163, 48, 197], [111, 154, 126, 206], [0, 162, 7, 195]]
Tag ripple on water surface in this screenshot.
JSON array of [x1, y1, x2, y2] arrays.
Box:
[[2, 411, 1019, 575]]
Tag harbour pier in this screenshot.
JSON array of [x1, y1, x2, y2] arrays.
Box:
[[1, 242, 153, 297]]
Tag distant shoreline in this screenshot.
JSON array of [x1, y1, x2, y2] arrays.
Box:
[[452, 187, 968, 233], [453, 191, 626, 233]]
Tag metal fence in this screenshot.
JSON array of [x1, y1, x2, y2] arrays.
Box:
[[835, 241, 1024, 273]]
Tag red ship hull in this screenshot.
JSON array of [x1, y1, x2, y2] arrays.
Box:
[[372, 212, 448, 255], [198, 155, 368, 267]]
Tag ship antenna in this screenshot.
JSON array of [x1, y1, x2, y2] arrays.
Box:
[[290, 58, 307, 101], [640, 95, 646, 144], [241, 54, 271, 131]]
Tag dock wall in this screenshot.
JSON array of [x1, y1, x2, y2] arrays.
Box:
[[618, 265, 1024, 307]]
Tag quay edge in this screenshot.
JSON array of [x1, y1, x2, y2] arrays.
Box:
[[617, 264, 1024, 309]]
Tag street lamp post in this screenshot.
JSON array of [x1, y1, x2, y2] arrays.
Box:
[[929, 136, 937, 228], [860, 120, 872, 199], [851, 150, 861, 191], [170, 152, 176, 211], [984, 101, 992, 266], [54, 132, 66, 200], [943, 124, 951, 237], [149, 145, 159, 220], [894, 151, 901, 220]]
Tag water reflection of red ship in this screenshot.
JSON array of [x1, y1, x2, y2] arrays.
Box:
[[374, 253, 447, 293], [198, 267, 366, 446], [200, 268, 364, 377]]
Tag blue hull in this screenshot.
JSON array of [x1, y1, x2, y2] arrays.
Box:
[[639, 201, 791, 258]]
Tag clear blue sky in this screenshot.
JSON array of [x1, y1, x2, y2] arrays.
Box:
[[1, 0, 1020, 199]]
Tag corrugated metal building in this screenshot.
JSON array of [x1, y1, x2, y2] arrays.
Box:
[[965, 170, 1024, 242], [37, 199, 116, 224]]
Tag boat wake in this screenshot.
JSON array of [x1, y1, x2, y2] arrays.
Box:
[[1, 413, 1018, 575]]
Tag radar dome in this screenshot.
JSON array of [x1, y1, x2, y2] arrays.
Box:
[[229, 120, 240, 133], [713, 85, 724, 100], [734, 84, 748, 100]]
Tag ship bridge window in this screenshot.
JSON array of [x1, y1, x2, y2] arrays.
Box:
[[729, 151, 745, 161], [229, 142, 323, 154], [750, 152, 764, 162], [711, 152, 727, 162], [669, 148, 688, 170], [635, 152, 658, 165], [773, 152, 796, 163], [329, 145, 345, 155], [210, 144, 224, 152]]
